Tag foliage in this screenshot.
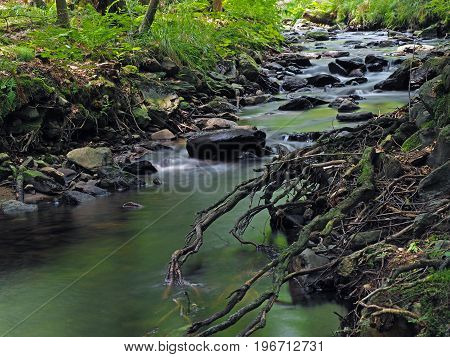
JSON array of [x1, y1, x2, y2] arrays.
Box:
[[284, 0, 449, 29]]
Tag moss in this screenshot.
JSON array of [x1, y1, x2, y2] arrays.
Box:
[[420, 120, 435, 129], [433, 92, 450, 127], [122, 65, 138, 75], [357, 147, 375, 186], [401, 132, 421, 152]]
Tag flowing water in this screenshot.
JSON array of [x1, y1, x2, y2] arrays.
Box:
[[0, 31, 418, 337]]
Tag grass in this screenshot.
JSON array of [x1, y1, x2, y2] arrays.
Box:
[[0, 0, 282, 72]]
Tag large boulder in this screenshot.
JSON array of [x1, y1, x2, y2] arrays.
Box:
[[306, 74, 340, 87], [66, 147, 113, 171], [328, 62, 349, 76], [374, 59, 420, 91], [0, 200, 38, 215], [186, 128, 266, 161], [335, 58, 366, 73]]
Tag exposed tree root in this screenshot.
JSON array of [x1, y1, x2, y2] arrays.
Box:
[[165, 113, 448, 336]]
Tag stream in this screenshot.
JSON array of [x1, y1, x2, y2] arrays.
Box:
[[0, 30, 425, 336]]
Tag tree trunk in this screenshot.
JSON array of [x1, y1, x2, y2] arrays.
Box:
[[139, 0, 160, 34], [212, 0, 223, 12], [56, 0, 70, 28]]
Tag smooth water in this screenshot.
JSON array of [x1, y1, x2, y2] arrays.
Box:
[[0, 31, 415, 337]]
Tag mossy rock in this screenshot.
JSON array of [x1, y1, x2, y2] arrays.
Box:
[[132, 106, 151, 130], [401, 132, 422, 152], [238, 53, 260, 82], [305, 31, 330, 41], [0, 153, 9, 164]]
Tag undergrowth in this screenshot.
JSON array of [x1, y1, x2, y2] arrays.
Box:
[[0, 0, 282, 72]]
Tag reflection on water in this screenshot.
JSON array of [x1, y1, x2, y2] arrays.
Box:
[[0, 30, 418, 337]]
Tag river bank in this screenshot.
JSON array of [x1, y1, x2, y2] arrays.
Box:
[[0, 15, 449, 337]]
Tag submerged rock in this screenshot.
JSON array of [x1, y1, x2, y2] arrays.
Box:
[[186, 128, 266, 161], [66, 147, 113, 170], [0, 200, 38, 215], [74, 180, 109, 196], [305, 31, 330, 41], [97, 166, 144, 191]]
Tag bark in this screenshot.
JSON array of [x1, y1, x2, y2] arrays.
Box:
[[139, 0, 160, 34], [212, 0, 223, 12], [56, 0, 70, 28]]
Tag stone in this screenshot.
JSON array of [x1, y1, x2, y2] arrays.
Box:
[[418, 75, 442, 114], [62, 191, 95, 205], [74, 180, 109, 196], [378, 154, 404, 179], [160, 58, 179, 76], [0, 200, 38, 215], [278, 96, 328, 111], [282, 76, 308, 91], [122, 202, 144, 209], [345, 77, 368, 85], [349, 68, 365, 77], [306, 74, 340, 87], [97, 166, 144, 191], [335, 58, 366, 73], [139, 58, 164, 72], [199, 97, 238, 114], [186, 128, 266, 161], [336, 111, 374, 122], [328, 62, 348, 76], [305, 31, 330, 41], [194, 118, 237, 131], [238, 54, 260, 82], [418, 24, 439, 39], [395, 44, 434, 55], [365, 54, 389, 72], [23, 169, 64, 195], [418, 161, 450, 199], [410, 102, 432, 127], [39, 167, 66, 185], [374, 59, 419, 91], [122, 160, 157, 175], [151, 129, 176, 141], [322, 50, 350, 58], [350, 230, 382, 249], [240, 94, 272, 106], [428, 125, 450, 168], [338, 99, 360, 112], [66, 147, 113, 170]]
